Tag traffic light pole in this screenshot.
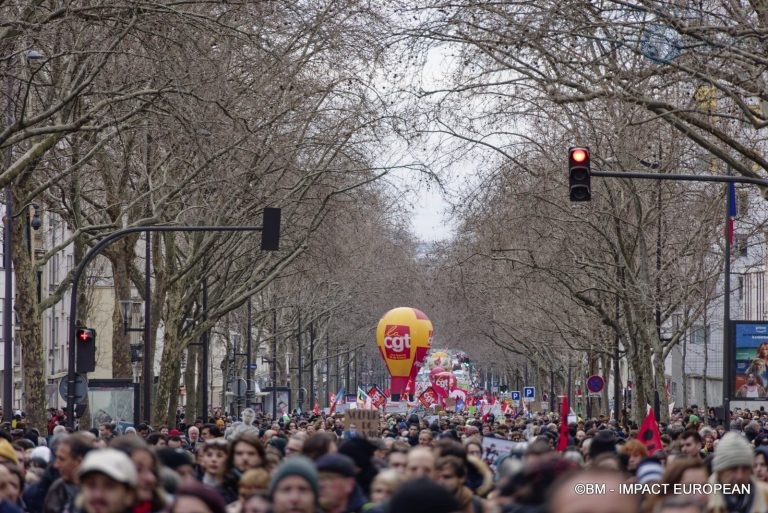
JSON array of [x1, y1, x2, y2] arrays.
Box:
[[590, 170, 768, 428], [66, 213, 281, 429]]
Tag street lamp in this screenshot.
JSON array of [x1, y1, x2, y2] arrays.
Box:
[[3, 50, 44, 421]]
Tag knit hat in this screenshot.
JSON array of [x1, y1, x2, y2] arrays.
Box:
[[316, 453, 357, 477], [29, 446, 51, 464], [636, 458, 663, 484], [713, 432, 754, 473], [269, 456, 319, 499], [388, 477, 460, 513], [0, 439, 18, 464]]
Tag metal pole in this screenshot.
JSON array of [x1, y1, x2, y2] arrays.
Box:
[[3, 76, 13, 421], [309, 321, 315, 408], [201, 279, 209, 422], [614, 295, 622, 424], [143, 231, 151, 422], [272, 308, 277, 420], [246, 298, 252, 408], [724, 182, 732, 429], [297, 311, 302, 412], [65, 224, 274, 427]]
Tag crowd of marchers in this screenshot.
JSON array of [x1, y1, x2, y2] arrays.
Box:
[[0, 405, 766, 513]]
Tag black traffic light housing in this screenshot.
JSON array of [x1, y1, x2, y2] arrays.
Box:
[[260, 207, 281, 251], [568, 147, 591, 201], [76, 327, 96, 373]]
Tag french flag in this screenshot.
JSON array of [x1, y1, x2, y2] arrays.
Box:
[[726, 182, 736, 244]]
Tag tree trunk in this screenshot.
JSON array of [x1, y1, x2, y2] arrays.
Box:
[[106, 241, 135, 380], [13, 208, 45, 431], [185, 342, 199, 422]]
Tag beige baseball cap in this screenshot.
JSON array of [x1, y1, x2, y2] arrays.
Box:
[[77, 448, 137, 487]]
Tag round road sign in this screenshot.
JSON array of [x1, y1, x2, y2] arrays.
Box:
[[586, 375, 605, 394]]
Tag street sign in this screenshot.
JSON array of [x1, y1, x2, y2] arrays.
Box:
[[586, 375, 605, 394], [524, 386, 535, 400], [59, 374, 87, 404], [511, 391, 521, 401]]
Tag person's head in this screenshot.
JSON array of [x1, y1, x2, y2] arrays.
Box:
[[549, 469, 639, 513], [758, 342, 768, 359], [435, 455, 466, 495], [285, 434, 305, 458], [620, 439, 648, 471], [146, 433, 168, 447], [408, 424, 419, 438], [238, 468, 270, 502], [464, 439, 482, 460], [316, 453, 357, 512], [652, 496, 705, 513], [98, 423, 115, 440], [657, 458, 709, 506], [301, 432, 337, 461], [228, 434, 266, 473], [156, 447, 196, 484], [387, 477, 460, 513], [713, 432, 754, 486], [369, 469, 402, 504], [406, 446, 436, 480], [187, 426, 200, 442], [136, 424, 150, 439], [77, 448, 138, 513], [55, 432, 93, 483], [201, 438, 229, 479], [243, 492, 271, 513], [201, 424, 221, 441], [109, 436, 162, 506], [387, 443, 409, 472], [269, 456, 318, 513], [418, 429, 433, 447], [0, 462, 23, 504], [170, 483, 227, 513], [755, 448, 768, 482], [680, 430, 703, 458]]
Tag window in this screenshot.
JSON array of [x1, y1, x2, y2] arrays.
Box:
[[690, 325, 709, 345], [735, 234, 749, 258], [737, 190, 749, 217]]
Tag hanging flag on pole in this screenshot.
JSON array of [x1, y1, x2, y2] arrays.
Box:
[[313, 399, 320, 416], [637, 407, 664, 455], [329, 386, 346, 415], [726, 182, 737, 244], [557, 395, 570, 451]]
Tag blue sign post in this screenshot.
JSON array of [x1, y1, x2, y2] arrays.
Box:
[[523, 387, 535, 401]]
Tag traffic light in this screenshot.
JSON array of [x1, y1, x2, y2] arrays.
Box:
[[76, 327, 96, 373], [260, 207, 281, 251], [568, 146, 591, 201]]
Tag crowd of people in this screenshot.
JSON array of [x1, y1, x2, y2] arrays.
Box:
[[0, 404, 765, 513]]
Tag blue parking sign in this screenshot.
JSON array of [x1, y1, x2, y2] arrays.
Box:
[[524, 386, 535, 399], [511, 391, 521, 401]]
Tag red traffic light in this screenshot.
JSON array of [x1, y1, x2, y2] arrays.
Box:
[[570, 148, 588, 163], [77, 328, 95, 342]]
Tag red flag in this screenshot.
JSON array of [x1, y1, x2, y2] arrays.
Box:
[[638, 408, 663, 455], [313, 399, 320, 415], [482, 406, 491, 424], [557, 395, 570, 451]]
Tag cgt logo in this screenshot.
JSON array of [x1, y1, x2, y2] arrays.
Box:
[[383, 325, 411, 360]]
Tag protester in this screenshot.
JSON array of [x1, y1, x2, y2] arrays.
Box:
[[269, 457, 318, 513], [76, 448, 138, 513], [316, 453, 365, 513]]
